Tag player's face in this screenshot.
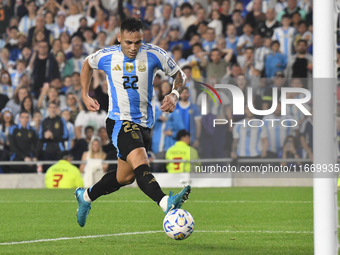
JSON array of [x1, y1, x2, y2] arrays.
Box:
[[118, 30, 143, 59]]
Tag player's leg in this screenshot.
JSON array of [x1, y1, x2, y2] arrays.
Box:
[[126, 145, 191, 215]]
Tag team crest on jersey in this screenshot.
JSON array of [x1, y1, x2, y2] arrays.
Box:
[[28, 131, 32, 138], [17, 132, 21, 137], [138, 61, 146, 72], [131, 131, 139, 140], [125, 63, 134, 73], [55, 122, 59, 129]]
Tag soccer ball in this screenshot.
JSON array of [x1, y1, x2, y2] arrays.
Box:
[[163, 209, 195, 240]]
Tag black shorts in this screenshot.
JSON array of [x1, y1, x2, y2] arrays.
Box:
[[106, 118, 151, 161]]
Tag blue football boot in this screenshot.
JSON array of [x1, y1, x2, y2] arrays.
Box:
[[75, 187, 91, 227], [164, 185, 191, 214]]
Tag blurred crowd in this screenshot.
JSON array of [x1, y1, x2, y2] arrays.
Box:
[[0, 0, 321, 173]]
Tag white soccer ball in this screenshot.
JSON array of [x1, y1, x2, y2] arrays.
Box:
[[163, 209, 195, 240]]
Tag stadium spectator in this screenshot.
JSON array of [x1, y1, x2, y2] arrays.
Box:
[[95, 31, 108, 49], [231, 10, 244, 36], [179, 2, 196, 33], [83, 28, 96, 55], [5, 86, 31, 117], [61, 108, 75, 151], [0, 70, 15, 99], [92, 8, 108, 34], [27, 14, 53, 47], [291, 12, 302, 30], [65, 92, 83, 124], [39, 101, 68, 172], [50, 11, 69, 40], [168, 25, 191, 52], [152, 3, 183, 36], [97, 126, 117, 158], [219, 0, 232, 35], [0, 0, 12, 37], [51, 38, 62, 55], [225, 23, 239, 57], [11, 59, 27, 88], [14, 95, 35, 124], [71, 125, 94, 162], [0, 48, 13, 71], [254, 36, 271, 75], [45, 151, 83, 189], [272, 14, 296, 61], [55, 50, 66, 75], [294, 21, 312, 47], [237, 47, 256, 78], [43, 11, 56, 32], [278, 135, 302, 167], [63, 45, 86, 77], [143, 5, 156, 30], [72, 17, 89, 42], [183, 8, 207, 41], [262, 71, 286, 110], [5, 26, 21, 62], [175, 87, 201, 147], [199, 48, 233, 84], [263, 103, 296, 158], [236, 23, 254, 55], [231, 105, 268, 160], [8, 110, 38, 173], [202, 27, 217, 52], [30, 40, 60, 98], [165, 129, 199, 173], [66, 72, 82, 100], [37, 84, 66, 117], [74, 108, 106, 139], [277, 0, 306, 22], [60, 31, 71, 53], [65, 4, 94, 35], [92, 70, 108, 112], [265, 40, 287, 78], [31, 110, 42, 135], [186, 43, 204, 82], [152, 82, 185, 154], [0, 108, 14, 144], [245, 0, 265, 30], [80, 136, 108, 187], [208, 10, 223, 37], [257, 8, 280, 38], [106, 15, 120, 45], [286, 39, 313, 79], [221, 63, 242, 85]]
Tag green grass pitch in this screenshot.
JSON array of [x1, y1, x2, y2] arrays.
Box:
[[0, 187, 314, 254]]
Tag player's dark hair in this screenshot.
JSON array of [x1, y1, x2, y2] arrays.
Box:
[[181, 2, 192, 10], [282, 14, 290, 20], [192, 42, 202, 49], [120, 18, 144, 33]]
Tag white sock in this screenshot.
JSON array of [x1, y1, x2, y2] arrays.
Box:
[[159, 195, 169, 212], [83, 189, 92, 203]]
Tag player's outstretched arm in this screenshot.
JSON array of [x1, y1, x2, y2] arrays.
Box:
[[161, 70, 187, 113], [81, 58, 100, 112]]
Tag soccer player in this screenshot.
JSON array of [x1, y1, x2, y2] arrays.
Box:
[[75, 18, 191, 227]]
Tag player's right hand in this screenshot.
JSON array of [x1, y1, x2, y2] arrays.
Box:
[[83, 95, 100, 111]]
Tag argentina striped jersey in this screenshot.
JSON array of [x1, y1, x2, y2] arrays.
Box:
[[87, 43, 180, 128]]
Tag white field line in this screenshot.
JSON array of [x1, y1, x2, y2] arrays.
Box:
[[0, 200, 313, 203], [0, 230, 313, 246]]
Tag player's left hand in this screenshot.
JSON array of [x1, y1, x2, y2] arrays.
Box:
[[161, 94, 177, 113]]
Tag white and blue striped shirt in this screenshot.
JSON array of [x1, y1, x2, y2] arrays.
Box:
[[87, 43, 180, 128], [233, 119, 268, 157], [272, 26, 296, 60], [18, 16, 36, 35], [263, 114, 295, 153]]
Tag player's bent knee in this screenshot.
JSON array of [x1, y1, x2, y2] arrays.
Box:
[[127, 148, 149, 169]]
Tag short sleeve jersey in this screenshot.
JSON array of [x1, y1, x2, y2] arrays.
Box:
[[87, 44, 180, 128]]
